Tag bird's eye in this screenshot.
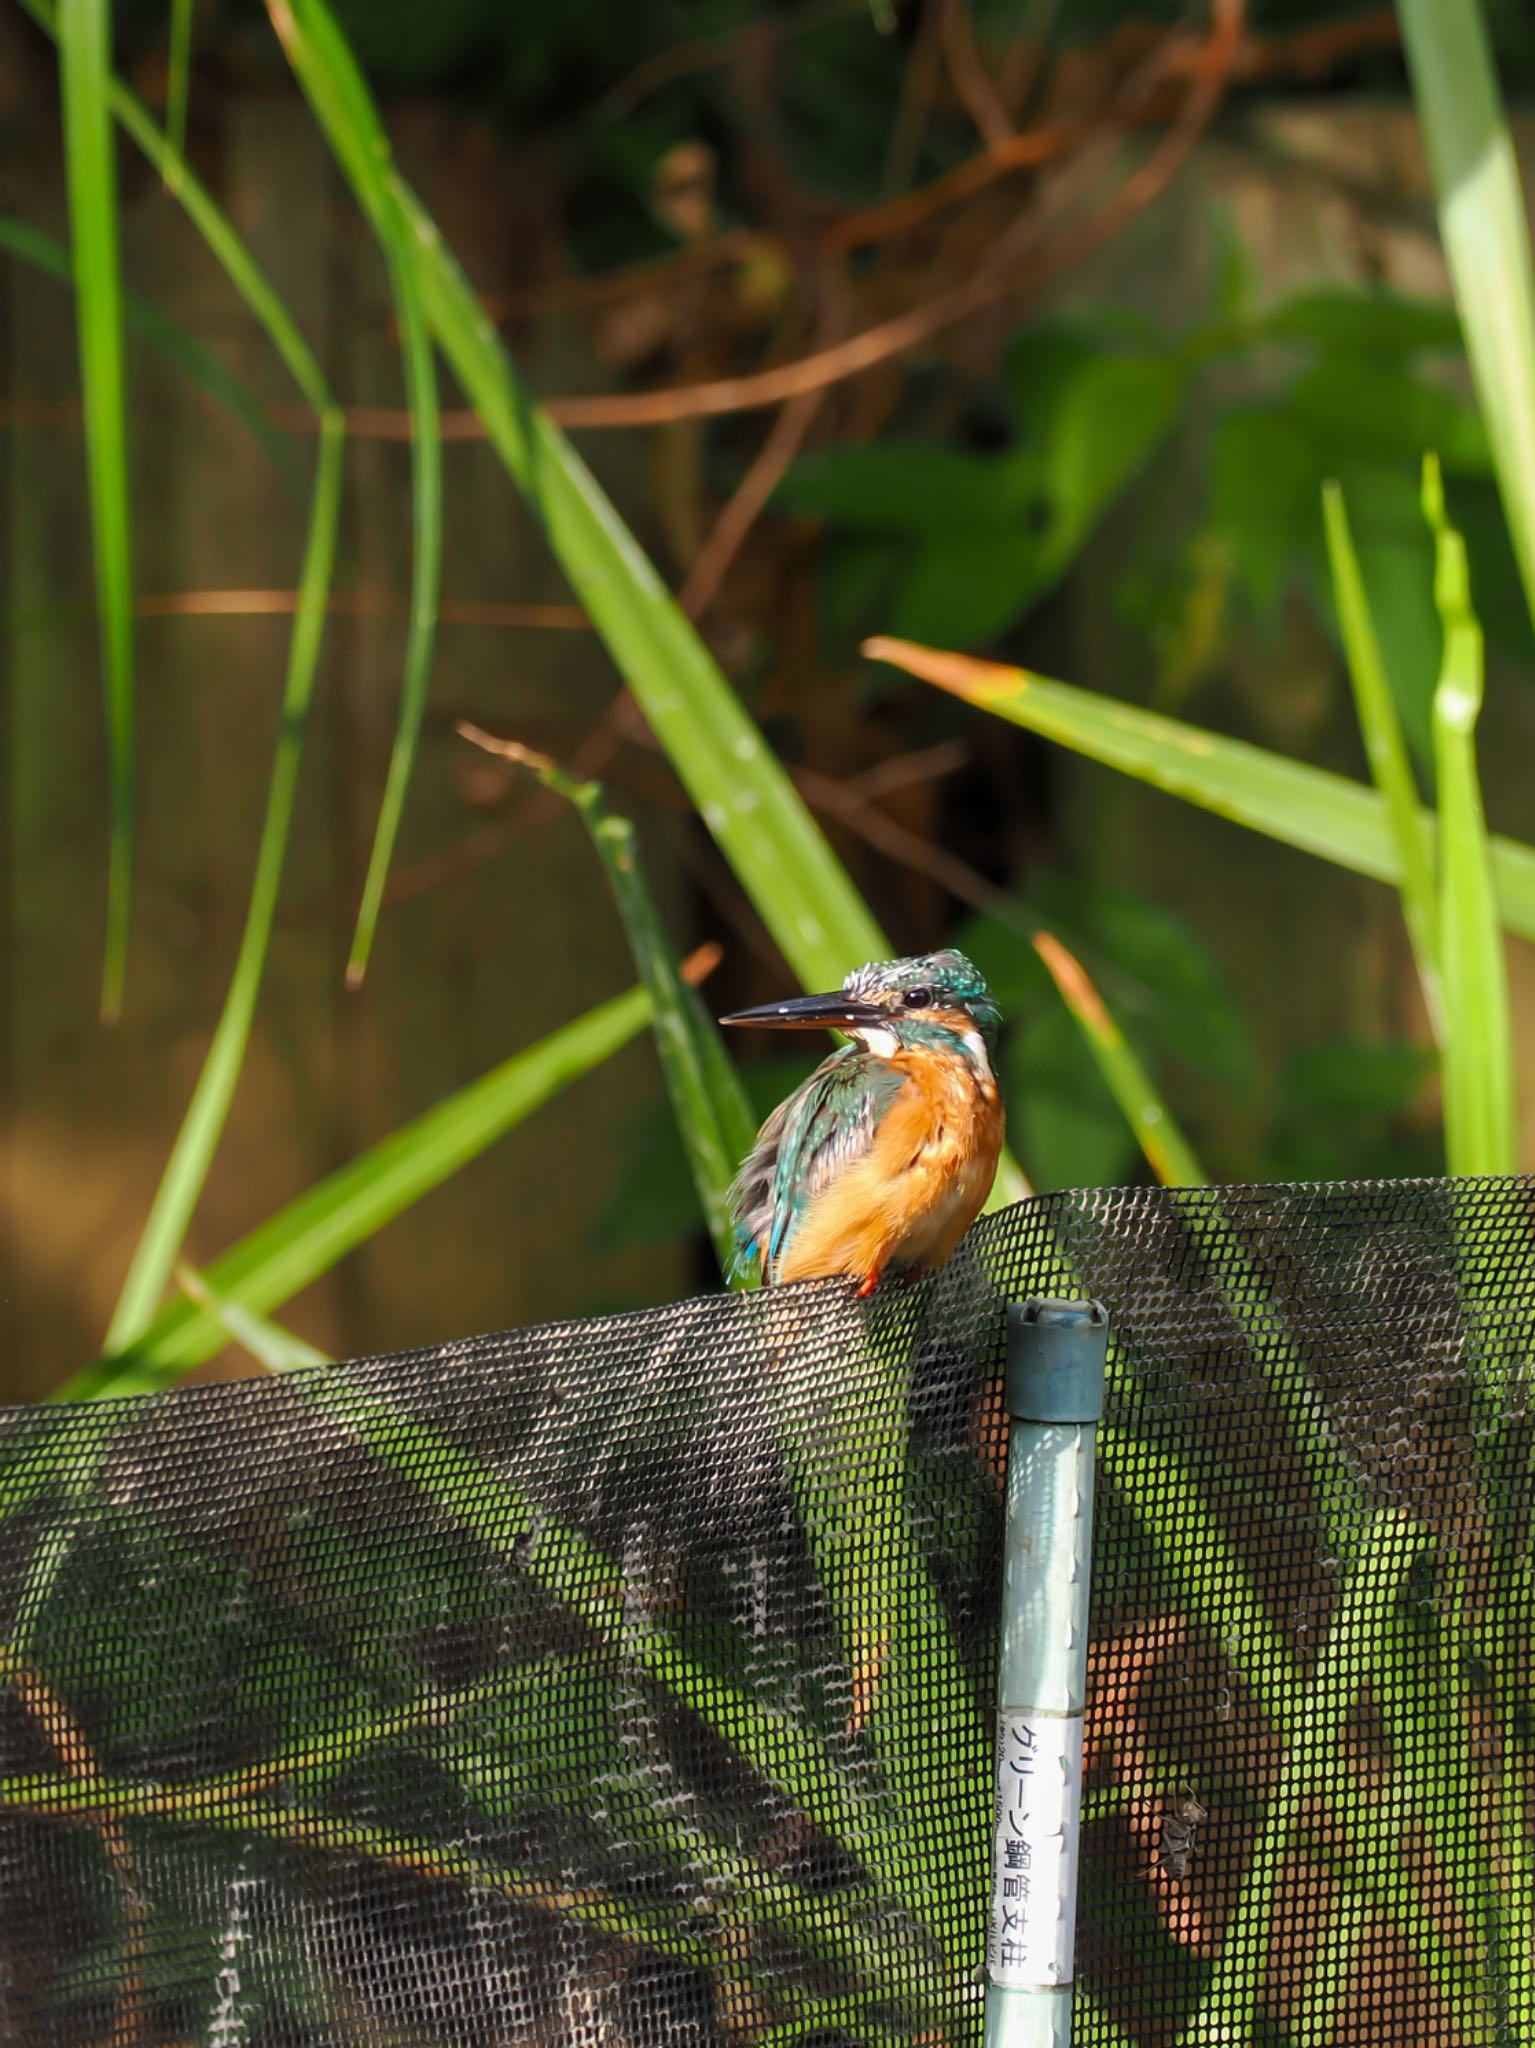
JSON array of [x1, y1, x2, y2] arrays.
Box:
[[903, 986, 932, 1008]]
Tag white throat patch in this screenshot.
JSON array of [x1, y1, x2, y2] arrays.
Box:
[[960, 1028, 994, 1079], [855, 1024, 900, 1059]]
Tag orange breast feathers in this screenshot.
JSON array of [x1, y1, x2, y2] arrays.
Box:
[[777, 1045, 1004, 1288]]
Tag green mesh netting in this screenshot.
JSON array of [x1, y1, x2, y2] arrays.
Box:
[[2, 1177, 1532, 2045]]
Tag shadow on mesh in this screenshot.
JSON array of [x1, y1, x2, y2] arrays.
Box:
[[2, 1178, 1533, 2044]]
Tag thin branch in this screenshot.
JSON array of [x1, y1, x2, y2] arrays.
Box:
[[260, 0, 1245, 439], [0, 1645, 149, 2044], [468, 0, 1367, 327], [8, 590, 588, 631], [592, 0, 864, 122], [824, 114, 1088, 253], [940, 0, 1014, 153], [998, 0, 1063, 127], [845, 737, 969, 804], [677, 265, 849, 619], [1218, 2, 1396, 83], [831, 1, 1392, 250], [278, 135, 1101, 439], [678, 383, 826, 616], [137, 589, 587, 629], [481, 228, 759, 323]]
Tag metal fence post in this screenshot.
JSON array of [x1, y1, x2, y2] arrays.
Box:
[[984, 1298, 1109, 2048]]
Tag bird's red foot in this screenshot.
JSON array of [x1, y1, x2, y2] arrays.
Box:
[[856, 1269, 881, 1299]]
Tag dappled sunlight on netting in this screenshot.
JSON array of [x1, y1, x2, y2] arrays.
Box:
[[2, 1177, 1533, 2044]]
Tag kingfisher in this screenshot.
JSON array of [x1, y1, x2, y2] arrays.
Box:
[[720, 949, 1004, 1295]]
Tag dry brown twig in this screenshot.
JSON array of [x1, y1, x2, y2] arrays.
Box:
[[134, 589, 586, 629], [829, 0, 1384, 253], [592, 0, 866, 122], [676, 257, 851, 618], [471, 0, 1397, 345], [0, 1645, 150, 2044], [2, 3, 1395, 455], [940, 0, 1015, 153], [267, 0, 1246, 443], [676, 381, 826, 616]]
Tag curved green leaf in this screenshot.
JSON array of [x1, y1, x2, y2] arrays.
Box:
[[0, 215, 299, 486], [345, 244, 442, 986], [1399, 0, 1535, 636], [103, 416, 346, 1350], [270, 0, 881, 994], [457, 728, 757, 1275], [1030, 930, 1207, 1187], [59, 984, 651, 1400], [865, 637, 1535, 941]]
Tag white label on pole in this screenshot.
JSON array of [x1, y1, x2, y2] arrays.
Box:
[[986, 1707, 1083, 1989]]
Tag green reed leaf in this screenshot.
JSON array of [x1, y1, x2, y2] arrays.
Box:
[[345, 245, 442, 987], [164, 0, 194, 167], [103, 415, 346, 1350], [269, 0, 882, 995], [58, 0, 134, 1019], [0, 215, 299, 487], [263, 0, 1048, 1207], [1032, 930, 1207, 1186], [1322, 479, 1444, 1034], [20, 0, 351, 1352], [18, 0, 332, 414], [457, 727, 757, 1275], [1398, 0, 1535, 636], [865, 638, 1535, 945], [1423, 455, 1517, 1174], [61, 985, 652, 1398]]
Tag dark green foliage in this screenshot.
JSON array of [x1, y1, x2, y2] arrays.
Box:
[[783, 323, 1184, 649]]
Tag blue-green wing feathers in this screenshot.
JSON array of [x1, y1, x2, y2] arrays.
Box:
[[728, 1048, 905, 1283]]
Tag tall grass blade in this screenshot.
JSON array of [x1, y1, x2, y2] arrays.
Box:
[[19, 0, 334, 415], [862, 637, 1535, 944], [1322, 480, 1443, 1034], [1031, 932, 1207, 1186], [267, 0, 885, 995], [0, 216, 299, 486], [228, 3, 445, 997], [1423, 456, 1516, 1174], [62, 984, 652, 1399], [103, 417, 346, 1350], [164, 0, 194, 168], [58, 0, 134, 1020], [458, 726, 757, 1275], [1398, 0, 1535, 636], [345, 249, 442, 987], [21, 0, 349, 1347], [265, 0, 1027, 1205]]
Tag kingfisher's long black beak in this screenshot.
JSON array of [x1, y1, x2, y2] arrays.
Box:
[[719, 990, 887, 1032]]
